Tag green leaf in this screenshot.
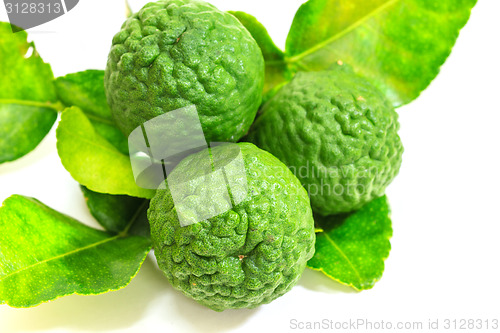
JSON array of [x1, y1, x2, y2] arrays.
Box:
[[0, 195, 152, 308], [0, 104, 57, 163], [307, 196, 392, 291], [56, 106, 155, 199], [230, 11, 291, 99], [54, 70, 129, 155], [0, 22, 59, 163], [285, 0, 477, 106], [81, 185, 150, 236]]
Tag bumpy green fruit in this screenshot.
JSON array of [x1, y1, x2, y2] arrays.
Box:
[[247, 66, 403, 215], [104, 0, 264, 142], [148, 143, 315, 311]]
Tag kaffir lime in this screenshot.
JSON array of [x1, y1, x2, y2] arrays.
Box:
[[148, 143, 315, 311], [247, 66, 403, 215], [104, 0, 264, 142]]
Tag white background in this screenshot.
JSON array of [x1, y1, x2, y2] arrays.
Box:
[[1, 0, 500, 332]]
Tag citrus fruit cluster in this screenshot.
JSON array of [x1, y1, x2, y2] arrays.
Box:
[[105, 0, 403, 312]]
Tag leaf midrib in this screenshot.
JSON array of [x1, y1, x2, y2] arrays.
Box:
[[0, 99, 116, 126], [118, 200, 148, 237], [287, 0, 400, 63], [0, 200, 149, 283], [83, 112, 116, 126], [323, 232, 363, 285], [0, 235, 119, 282], [0, 98, 61, 112]]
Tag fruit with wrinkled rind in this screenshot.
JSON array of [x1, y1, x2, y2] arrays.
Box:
[[247, 66, 403, 215], [104, 0, 264, 142], [148, 143, 315, 311]]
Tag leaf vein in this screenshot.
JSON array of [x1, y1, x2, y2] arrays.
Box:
[[0, 235, 119, 282], [323, 232, 363, 285], [288, 0, 400, 63], [0, 99, 61, 112]]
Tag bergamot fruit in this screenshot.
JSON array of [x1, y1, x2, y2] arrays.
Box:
[[104, 0, 264, 142], [148, 142, 315, 311], [247, 65, 403, 215]]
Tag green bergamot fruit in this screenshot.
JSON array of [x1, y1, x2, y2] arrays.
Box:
[[104, 0, 265, 142], [148, 142, 315, 311], [247, 65, 403, 215]]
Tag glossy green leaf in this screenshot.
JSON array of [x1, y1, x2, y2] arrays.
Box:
[[285, 0, 477, 106], [308, 196, 392, 290], [0, 22, 59, 163], [0, 195, 152, 308], [81, 185, 150, 236], [56, 106, 155, 199], [54, 70, 128, 154], [230, 11, 291, 99]]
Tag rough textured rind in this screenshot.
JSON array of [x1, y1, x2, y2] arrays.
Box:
[[105, 0, 264, 142], [148, 143, 315, 311], [247, 66, 403, 215]]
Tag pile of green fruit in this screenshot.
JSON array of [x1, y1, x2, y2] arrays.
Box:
[[0, 0, 476, 313], [103, 0, 402, 310]]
